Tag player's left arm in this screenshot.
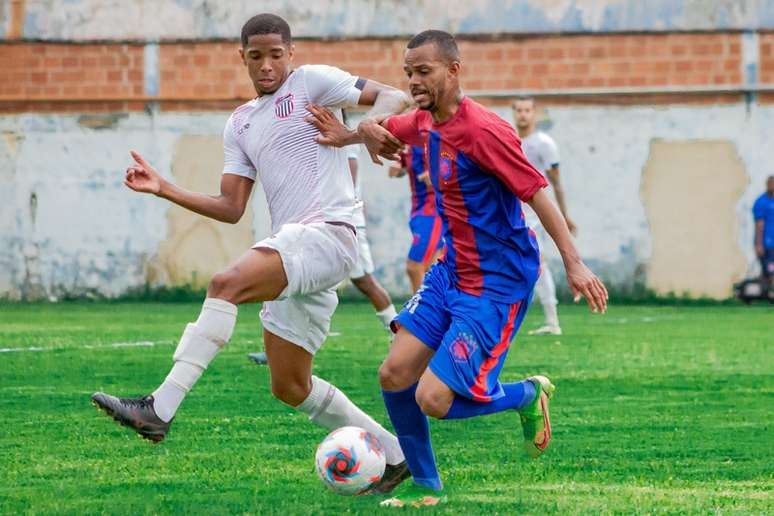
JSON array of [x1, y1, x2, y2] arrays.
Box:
[[753, 199, 766, 257], [754, 219, 765, 257], [527, 190, 607, 312], [473, 122, 607, 312], [546, 165, 577, 235], [303, 65, 408, 159]]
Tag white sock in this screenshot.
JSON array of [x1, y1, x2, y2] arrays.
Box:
[[535, 263, 559, 327], [153, 298, 237, 422], [375, 305, 398, 331], [297, 376, 405, 465]]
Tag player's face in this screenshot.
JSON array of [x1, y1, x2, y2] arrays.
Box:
[[240, 33, 294, 96], [768, 176, 774, 194], [404, 43, 458, 112], [512, 100, 536, 130]]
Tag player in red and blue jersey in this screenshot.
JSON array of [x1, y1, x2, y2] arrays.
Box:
[[389, 145, 445, 292], [355, 30, 609, 506]]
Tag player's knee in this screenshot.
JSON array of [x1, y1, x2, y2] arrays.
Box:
[[379, 361, 414, 391], [207, 269, 241, 303], [270, 377, 311, 407], [415, 388, 450, 419]]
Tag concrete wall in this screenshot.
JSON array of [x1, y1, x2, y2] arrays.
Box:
[[2, 0, 772, 300], [0, 104, 769, 300], [5, 0, 774, 41]]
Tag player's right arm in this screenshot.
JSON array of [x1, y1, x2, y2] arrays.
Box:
[[753, 198, 765, 257], [124, 150, 253, 224], [755, 220, 765, 257]]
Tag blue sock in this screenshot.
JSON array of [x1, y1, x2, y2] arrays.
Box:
[[443, 380, 536, 420], [381, 384, 443, 491]]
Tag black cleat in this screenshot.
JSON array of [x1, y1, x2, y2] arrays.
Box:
[[247, 352, 268, 365], [364, 461, 411, 495], [91, 392, 171, 443]]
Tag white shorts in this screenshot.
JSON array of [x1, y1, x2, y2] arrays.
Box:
[[255, 222, 358, 355], [349, 226, 375, 279]]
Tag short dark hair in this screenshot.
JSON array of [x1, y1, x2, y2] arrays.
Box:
[[407, 30, 460, 63], [241, 13, 291, 47], [512, 96, 536, 107]]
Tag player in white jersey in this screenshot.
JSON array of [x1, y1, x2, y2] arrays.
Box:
[[91, 13, 411, 493], [344, 140, 399, 332], [512, 96, 577, 336]]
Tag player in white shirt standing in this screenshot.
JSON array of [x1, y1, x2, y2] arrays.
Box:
[[91, 13, 411, 493], [344, 136, 399, 332], [512, 97, 577, 336]]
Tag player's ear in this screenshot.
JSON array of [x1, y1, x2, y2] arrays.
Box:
[[238, 47, 246, 66], [448, 60, 461, 78], [287, 43, 295, 62]]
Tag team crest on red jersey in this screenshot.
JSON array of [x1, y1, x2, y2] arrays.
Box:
[[274, 93, 295, 119], [439, 150, 454, 180]]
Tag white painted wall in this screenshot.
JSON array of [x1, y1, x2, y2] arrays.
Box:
[[6, 0, 774, 41], [1, 102, 770, 299]]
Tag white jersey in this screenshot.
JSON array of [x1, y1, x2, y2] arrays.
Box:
[[520, 130, 560, 227], [222, 65, 362, 233]]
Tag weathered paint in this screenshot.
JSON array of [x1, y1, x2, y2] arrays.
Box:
[[0, 103, 770, 299], [150, 135, 256, 288], [143, 42, 159, 97], [6, 0, 774, 41], [641, 140, 747, 299]]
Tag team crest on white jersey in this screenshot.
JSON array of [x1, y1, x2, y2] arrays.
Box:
[[274, 93, 295, 119]]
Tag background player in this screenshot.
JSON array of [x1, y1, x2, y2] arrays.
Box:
[[90, 13, 411, 494], [753, 175, 774, 287], [356, 30, 608, 506], [343, 111, 399, 331], [389, 145, 444, 292], [512, 97, 577, 336], [310, 107, 400, 329]]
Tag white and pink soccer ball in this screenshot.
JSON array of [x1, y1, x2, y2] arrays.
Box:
[[315, 426, 386, 495]]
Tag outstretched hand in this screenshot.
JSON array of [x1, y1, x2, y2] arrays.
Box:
[[566, 261, 608, 313], [304, 104, 354, 147], [124, 151, 162, 195]]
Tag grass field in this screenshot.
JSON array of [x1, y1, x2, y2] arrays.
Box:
[[0, 301, 772, 514]]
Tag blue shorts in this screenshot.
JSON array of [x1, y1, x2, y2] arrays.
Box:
[[407, 214, 444, 265], [393, 262, 531, 402]]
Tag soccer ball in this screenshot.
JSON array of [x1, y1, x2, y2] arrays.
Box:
[[315, 426, 386, 495]]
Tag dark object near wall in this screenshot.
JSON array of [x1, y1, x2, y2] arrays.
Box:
[[733, 279, 774, 304]]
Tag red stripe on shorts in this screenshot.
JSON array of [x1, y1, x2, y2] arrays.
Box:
[[469, 302, 520, 402]]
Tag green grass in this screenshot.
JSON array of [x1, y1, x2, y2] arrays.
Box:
[[0, 302, 772, 514]]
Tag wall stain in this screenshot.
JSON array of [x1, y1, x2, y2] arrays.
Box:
[[641, 139, 747, 299], [150, 135, 255, 288]]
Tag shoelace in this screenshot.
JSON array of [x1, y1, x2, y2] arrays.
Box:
[[121, 396, 152, 409]]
